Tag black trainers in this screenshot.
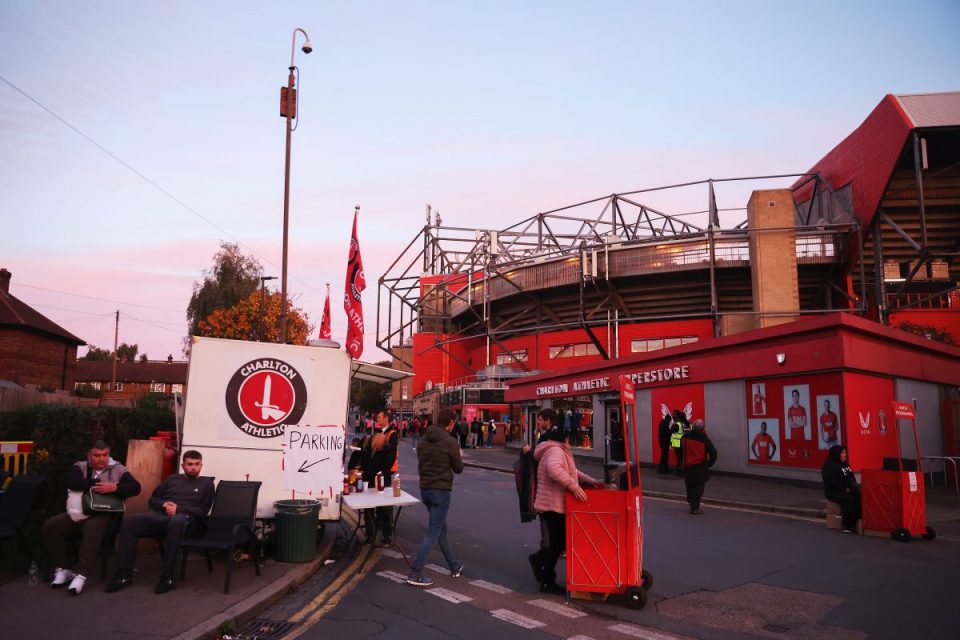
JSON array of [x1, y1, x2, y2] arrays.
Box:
[[450, 563, 464, 578], [154, 576, 174, 594], [528, 553, 545, 584], [105, 572, 132, 593]]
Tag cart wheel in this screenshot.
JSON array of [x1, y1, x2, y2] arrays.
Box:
[[922, 526, 936, 541], [641, 569, 654, 591], [891, 528, 912, 543], [626, 587, 648, 610]]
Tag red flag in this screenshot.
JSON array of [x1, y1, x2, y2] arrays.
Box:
[[343, 208, 365, 359], [319, 283, 332, 340]]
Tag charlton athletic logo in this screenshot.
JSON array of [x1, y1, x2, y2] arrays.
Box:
[[225, 359, 308, 438]]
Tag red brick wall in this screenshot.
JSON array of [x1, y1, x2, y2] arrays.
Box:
[[0, 328, 78, 390]]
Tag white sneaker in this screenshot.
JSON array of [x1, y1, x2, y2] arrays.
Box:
[[51, 568, 75, 588], [67, 574, 86, 595]]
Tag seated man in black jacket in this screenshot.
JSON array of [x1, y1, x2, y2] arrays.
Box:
[[106, 450, 214, 594], [822, 445, 861, 533]]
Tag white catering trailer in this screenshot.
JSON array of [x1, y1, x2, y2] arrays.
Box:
[[180, 336, 409, 520]]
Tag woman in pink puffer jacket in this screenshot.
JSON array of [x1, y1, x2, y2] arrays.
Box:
[[529, 425, 600, 594]]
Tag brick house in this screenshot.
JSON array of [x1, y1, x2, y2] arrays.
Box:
[[0, 268, 86, 390], [74, 356, 188, 404]]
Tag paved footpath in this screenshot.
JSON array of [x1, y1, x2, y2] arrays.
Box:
[[1, 441, 956, 639]]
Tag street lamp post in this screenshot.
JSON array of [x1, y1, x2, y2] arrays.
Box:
[[279, 27, 313, 344], [259, 275, 277, 342]]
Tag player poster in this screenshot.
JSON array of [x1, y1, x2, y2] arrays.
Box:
[[816, 394, 841, 450], [748, 418, 780, 463], [783, 385, 811, 441]]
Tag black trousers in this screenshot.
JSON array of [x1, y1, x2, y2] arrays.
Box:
[[684, 464, 709, 512], [827, 492, 862, 530], [529, 511, 565, 585], [116, 512, 194, 577], [363, 506, 394, 542], [658, 442, 671, 472]]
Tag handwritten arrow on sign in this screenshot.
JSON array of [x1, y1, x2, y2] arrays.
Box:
[[297, 457, 329, 473]]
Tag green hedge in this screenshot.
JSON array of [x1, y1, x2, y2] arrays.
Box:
[[0, 404, 176, 542]]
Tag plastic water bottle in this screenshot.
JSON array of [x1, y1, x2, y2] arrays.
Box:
[[28, 561, 39, 586]]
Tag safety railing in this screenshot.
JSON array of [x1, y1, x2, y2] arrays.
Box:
[[921, 456, 959, 495]]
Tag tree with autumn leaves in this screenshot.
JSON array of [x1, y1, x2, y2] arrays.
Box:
[[198, 288, 310, 345], [187, 242, 311, 346]]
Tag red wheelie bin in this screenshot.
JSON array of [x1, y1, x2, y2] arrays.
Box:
[[566, 376, 653, 609]]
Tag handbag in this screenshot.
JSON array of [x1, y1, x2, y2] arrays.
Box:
[[81, 488, 125, 515]]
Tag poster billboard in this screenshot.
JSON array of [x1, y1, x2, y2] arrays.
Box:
[[744, 373, 842, 469]]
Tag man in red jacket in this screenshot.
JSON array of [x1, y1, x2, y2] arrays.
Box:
[[681, 419, 718, 515]]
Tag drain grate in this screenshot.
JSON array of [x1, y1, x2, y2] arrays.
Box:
[[231, 618, 298, 639]]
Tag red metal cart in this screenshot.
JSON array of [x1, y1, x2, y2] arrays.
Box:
[[861, 401, 936, 542], [566, 376, 653, 609]]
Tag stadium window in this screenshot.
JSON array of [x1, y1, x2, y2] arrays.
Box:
[[549, 343, 598, 359], [496, 349, 528, 365], [631, 336, 699, 353]]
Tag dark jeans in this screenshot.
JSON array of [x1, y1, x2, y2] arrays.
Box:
[[116, 512, 194, 578], [827, 492, 862, 530], [363, 506, 394, 543], [529, 511, 565, 585], [410, 489, 460, 575], [658, 442, 671, 472], [42, 512, 110, 577]]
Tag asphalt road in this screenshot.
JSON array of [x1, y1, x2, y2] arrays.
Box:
[[254, 454, 960, 640]]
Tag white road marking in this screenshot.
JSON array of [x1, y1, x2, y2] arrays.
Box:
[[491, 609, 546, 629], [426, 587, 474, 604], [609, 623, 683, 640], [567, 636, 598, 640], [528, 598, 588, 618], [425, 563, 448, 574], [469, 579, 512, 594], [375, 570, 407, 584], [381, 549, 403, 559]]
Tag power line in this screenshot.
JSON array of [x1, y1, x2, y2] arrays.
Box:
[[120, 312, 186, 335], [0, 73, 326, 298], [15, 282, 183, 313]]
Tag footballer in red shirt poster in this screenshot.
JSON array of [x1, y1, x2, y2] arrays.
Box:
[[817, 395, 841, 449], [784, 386, 811, 440], [748, 419, 779, 463], [751, 382, 766, 416]]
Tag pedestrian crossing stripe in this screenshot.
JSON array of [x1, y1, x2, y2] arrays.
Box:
[[375, 570, 407, 584], [528, 598, 588, 618], [490, 609, 546, 629], [426, 587, 473, 604], [609, 623, 684, 640], [469, 579, 512, 594], [381, 549, 403, 559]]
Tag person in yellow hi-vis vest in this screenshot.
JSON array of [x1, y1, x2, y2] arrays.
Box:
[[669, 408, 691, 476]]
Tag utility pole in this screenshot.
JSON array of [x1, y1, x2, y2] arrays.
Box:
[[111, 310, 119, 392]]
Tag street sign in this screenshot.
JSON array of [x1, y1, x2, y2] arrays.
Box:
[[892, 401, 915, 420], [283, 424, 345, 493]]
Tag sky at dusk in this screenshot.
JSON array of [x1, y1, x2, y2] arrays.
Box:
[[2, 1, 958, 363]]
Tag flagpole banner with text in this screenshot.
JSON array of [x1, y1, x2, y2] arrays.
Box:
[[344, 208, 366, 359]]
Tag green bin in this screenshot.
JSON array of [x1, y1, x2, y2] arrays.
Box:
[[274, 499, 321, 563]]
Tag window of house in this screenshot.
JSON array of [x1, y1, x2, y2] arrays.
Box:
[[75, 381, 101, 391], [112, 382, 123, 392], [496, 349, 528, 365], [150, 382, 165, 393], [172, 384, 183, 393], [549, 343, 599, 359]]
